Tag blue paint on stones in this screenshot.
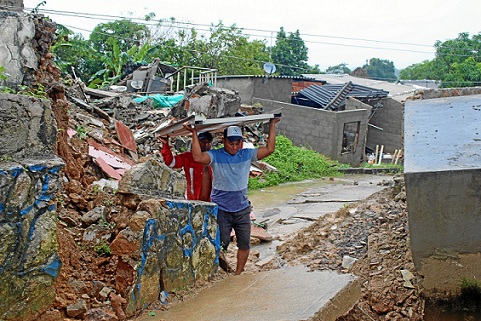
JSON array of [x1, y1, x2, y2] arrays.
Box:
[[131, 200, 222, 307], [11, 167, 22, 178], [28, 165, 47, 173], [49, 166, 61, 174], [20, 205, 33, 216], [41, 255, 62, 277], [132, 218, 166, 302]]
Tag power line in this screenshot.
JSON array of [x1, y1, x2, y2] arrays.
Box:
[[24, 6, 437, 53], [20, 5, 481, 71]]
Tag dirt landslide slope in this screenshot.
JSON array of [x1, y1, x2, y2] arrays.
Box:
[[277, 175, 425, 320]]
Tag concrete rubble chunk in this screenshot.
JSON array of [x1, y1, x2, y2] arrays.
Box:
[[66, 298, 87, 318]]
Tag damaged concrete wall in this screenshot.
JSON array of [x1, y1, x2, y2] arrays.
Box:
[[216, 76, 293, 104], [0, 0, 23, 11], [404, 94, 481, 295], [255, 98, 370, 166], [0, 10, 37, 86], [365, 97, 404, 153], [0, 94, 64, 321], [0, 9, 220, 320], [0, 94, 57, 158]]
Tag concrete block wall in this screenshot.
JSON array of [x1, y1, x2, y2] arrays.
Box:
[[216, 77, 293, 104], [254, 98, 370, 166], [404, 94, 481, 295], [252, 78, 292, 103], [366, 97, 404, 153], [215, 77, 254, 105]]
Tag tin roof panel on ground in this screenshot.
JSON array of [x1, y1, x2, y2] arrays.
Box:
[[404, 94, 481, 173]]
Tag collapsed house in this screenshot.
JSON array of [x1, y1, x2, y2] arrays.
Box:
[[216, 74, 409, 166]]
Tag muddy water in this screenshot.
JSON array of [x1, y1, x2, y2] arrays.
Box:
[[247, 177, 341, 212]]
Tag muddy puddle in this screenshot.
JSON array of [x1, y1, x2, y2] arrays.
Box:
[[248, 177, 345, 212]]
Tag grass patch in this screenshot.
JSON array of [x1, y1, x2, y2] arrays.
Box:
[[248, 135, 341, 189]]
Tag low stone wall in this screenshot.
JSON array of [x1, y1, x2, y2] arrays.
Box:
[[121, 199, 219, 315], [0, 158, 64, 321], [116, 159, 220, 316]]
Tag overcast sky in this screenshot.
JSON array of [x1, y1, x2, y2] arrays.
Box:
[[23, 0, 481, 71]]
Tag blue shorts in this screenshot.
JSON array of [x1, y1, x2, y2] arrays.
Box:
[[217, 206, 251, 250]]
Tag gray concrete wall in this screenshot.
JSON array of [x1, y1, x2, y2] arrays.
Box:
[[0, 94, 57, 159], [254, 98, 370, 166], [0, 10, 37, 86], [404, 94, 481, 295], [252, 77, 292, 103], [366, 97, 404, 153], [405, 169, 481, 294], [216, 77, 254, 105], [216, 77, 293, 105], [0, 0, 23, 11]]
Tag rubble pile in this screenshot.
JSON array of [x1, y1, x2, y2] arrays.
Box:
[[277, 175, 425, 320], [32, 70, 275, 320]]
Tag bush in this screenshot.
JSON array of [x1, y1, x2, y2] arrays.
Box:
[[248, 135, 340, 189]]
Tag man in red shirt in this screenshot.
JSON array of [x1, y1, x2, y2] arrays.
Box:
[[159, 132, 213, 201]]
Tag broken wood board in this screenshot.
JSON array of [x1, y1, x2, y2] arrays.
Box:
[[83, 86, 121, 98]]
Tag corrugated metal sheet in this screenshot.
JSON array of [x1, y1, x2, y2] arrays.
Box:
[[302, 73, 416, 101], [296, 82, 388, 110]]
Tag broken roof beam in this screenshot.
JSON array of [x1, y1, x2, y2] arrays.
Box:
[[324, 81, 353, 110], [67, 95, 111, 123], [82, 86, 121, 99]]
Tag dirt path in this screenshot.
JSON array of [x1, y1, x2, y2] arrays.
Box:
[[134, 173, 424, 320]]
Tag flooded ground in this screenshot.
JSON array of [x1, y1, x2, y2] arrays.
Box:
[[246, 174, 391, 264], [247, 177, 333, 211]]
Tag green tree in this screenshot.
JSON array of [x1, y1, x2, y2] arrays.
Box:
[[88, 41, 161, 88], [442, 57, 481, 87], [51, 24, 102, 81], [399, 32, 481, 88], [399, 60, 435, 80], [152, 21, 269, 76], [271, 27, 310, 76], [89, 19, 151, 54], [434, 32, 481, 87], [363, 58, 397, 82], [325, 63, 351, 74]]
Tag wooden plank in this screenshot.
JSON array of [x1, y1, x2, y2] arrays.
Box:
[[83, 87, 121, 98]]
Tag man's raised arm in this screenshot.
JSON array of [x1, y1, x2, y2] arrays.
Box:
[[183, 123, 211, 165], [257, 117, 281, 160]]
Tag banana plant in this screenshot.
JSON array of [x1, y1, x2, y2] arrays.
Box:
[[89, 41, 160, 88]]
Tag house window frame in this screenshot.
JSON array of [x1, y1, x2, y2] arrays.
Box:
[[341, 121, 360, 154]]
